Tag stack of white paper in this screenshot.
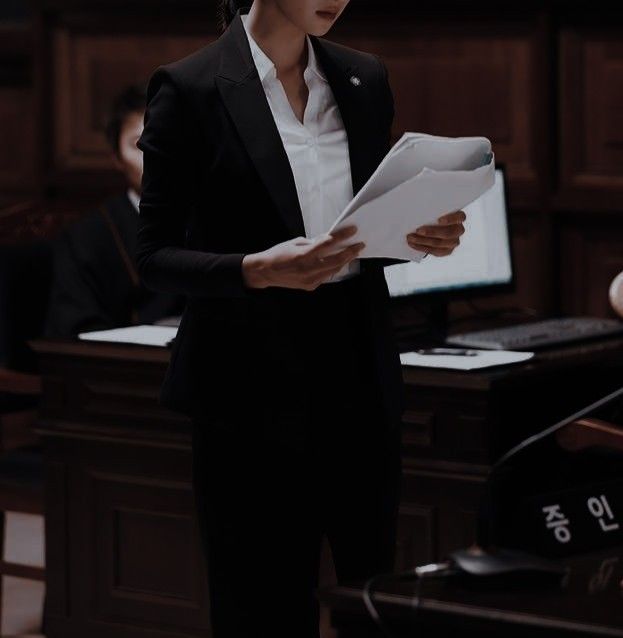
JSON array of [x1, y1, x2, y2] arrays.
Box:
[[78, 325, 177, 347], [329, 132, 496, 261], [400, 349, 534, 371]]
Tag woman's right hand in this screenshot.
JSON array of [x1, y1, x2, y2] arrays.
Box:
[[241, 225, 364, 291]]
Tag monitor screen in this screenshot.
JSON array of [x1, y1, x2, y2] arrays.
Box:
[[383, 167, 513, 297]]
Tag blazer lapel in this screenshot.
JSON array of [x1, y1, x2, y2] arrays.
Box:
[[215, 10, 306, 239], [310, 38, 382, 276], [214, 8, 381, 244], [309, 38, 378, 198]]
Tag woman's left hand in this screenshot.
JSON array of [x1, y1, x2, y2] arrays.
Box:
[[406, 210, 466, 257]]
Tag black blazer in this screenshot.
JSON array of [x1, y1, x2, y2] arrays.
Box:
[[136, 7, 407, 433], [45, 192, 185, 337]]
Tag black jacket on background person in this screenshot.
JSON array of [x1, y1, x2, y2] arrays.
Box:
[[136, 9, 408, 436], [44, 192, 185, 337]]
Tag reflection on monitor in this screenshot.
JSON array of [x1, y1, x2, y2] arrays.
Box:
[[384, 168, 512, 297]]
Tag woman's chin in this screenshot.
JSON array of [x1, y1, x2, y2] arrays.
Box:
[[307, 23, 334, 36], [305, 11, 339, 35]]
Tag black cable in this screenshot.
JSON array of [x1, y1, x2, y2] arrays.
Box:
[[362, 570, 413, 637], [490, 385, 623, 472], [362, 563, 457, 637]]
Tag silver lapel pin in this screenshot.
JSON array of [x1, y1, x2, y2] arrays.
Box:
[[349, 75, 361, 87]]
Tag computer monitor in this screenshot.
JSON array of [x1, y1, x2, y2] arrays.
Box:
[[383, 166, 514, 299]]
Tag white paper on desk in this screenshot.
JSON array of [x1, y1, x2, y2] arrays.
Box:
[[78, 324, 178, 347], [328, 132, 495, 260], [400, 349, 534, 371]]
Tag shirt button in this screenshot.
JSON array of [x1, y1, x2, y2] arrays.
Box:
[[306, 138, 314, 147]]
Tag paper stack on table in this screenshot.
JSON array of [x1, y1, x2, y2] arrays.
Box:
[[78, 325, 178, 347], [400, 349, 534, 371], [329, 132, 496, 261]]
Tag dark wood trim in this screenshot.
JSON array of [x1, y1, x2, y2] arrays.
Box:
[[0, 561, 45, 581]]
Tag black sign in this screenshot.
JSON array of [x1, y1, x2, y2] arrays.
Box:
[[528, 479, 623, 557]]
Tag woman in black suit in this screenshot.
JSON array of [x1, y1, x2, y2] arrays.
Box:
[[136, 1, 465, 636]]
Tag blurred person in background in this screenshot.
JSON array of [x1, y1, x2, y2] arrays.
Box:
[[609, 270, 623, 318], [44, 84, 185, 337]]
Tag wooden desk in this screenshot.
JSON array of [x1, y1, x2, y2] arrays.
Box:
[[27, 336, 623, 638], [29, 338, 209, 638], [318, 547, 623, 637], [396, 336, 623, 568]]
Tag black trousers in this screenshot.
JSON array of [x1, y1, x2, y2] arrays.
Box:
[[191, 276, 403, 637]]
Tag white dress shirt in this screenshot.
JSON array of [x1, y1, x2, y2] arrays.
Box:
[[241, 14, 359, 282], [127, 187, 140, 213]]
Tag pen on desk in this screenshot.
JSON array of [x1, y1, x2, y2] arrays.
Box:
[[416, 347, 480, 357]]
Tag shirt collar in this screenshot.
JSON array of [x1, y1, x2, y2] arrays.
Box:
[[240, 13, 327, 84], [127, 187, 140, 213]]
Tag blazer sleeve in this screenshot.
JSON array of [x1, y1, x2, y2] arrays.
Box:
[[136, 66, 251, 299], [364, 55, 411, 271]]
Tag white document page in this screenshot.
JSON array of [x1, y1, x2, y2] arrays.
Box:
[[339, 133, 494, 219], [78, 325, 178, 347], [328, 132, 495, 261], [400, 349, 534, 371]]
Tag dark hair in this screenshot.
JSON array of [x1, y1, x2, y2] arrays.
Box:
[[104, 84, 147, 159], [217, 0, 253, 33]]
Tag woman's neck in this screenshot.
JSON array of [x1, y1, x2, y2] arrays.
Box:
[[245, 2, 308, 75]]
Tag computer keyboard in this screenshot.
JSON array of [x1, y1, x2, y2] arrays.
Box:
[[445, 317, 623, 351]]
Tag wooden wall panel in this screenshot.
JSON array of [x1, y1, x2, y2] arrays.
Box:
[[5, 1, 621, 314], [559, 216, 623, 317], [331, 19, 542, 203], [501, 211, 552, 313], [92, 470, 208, 629], [560, 27, 623, 206], [395, 504, 436, 569], [0, 87, 35, 188], [0, 21, 36, 198], [401, 468, 485, 563], [443, 210, 553, 323], [52, 29, 214, 171]]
